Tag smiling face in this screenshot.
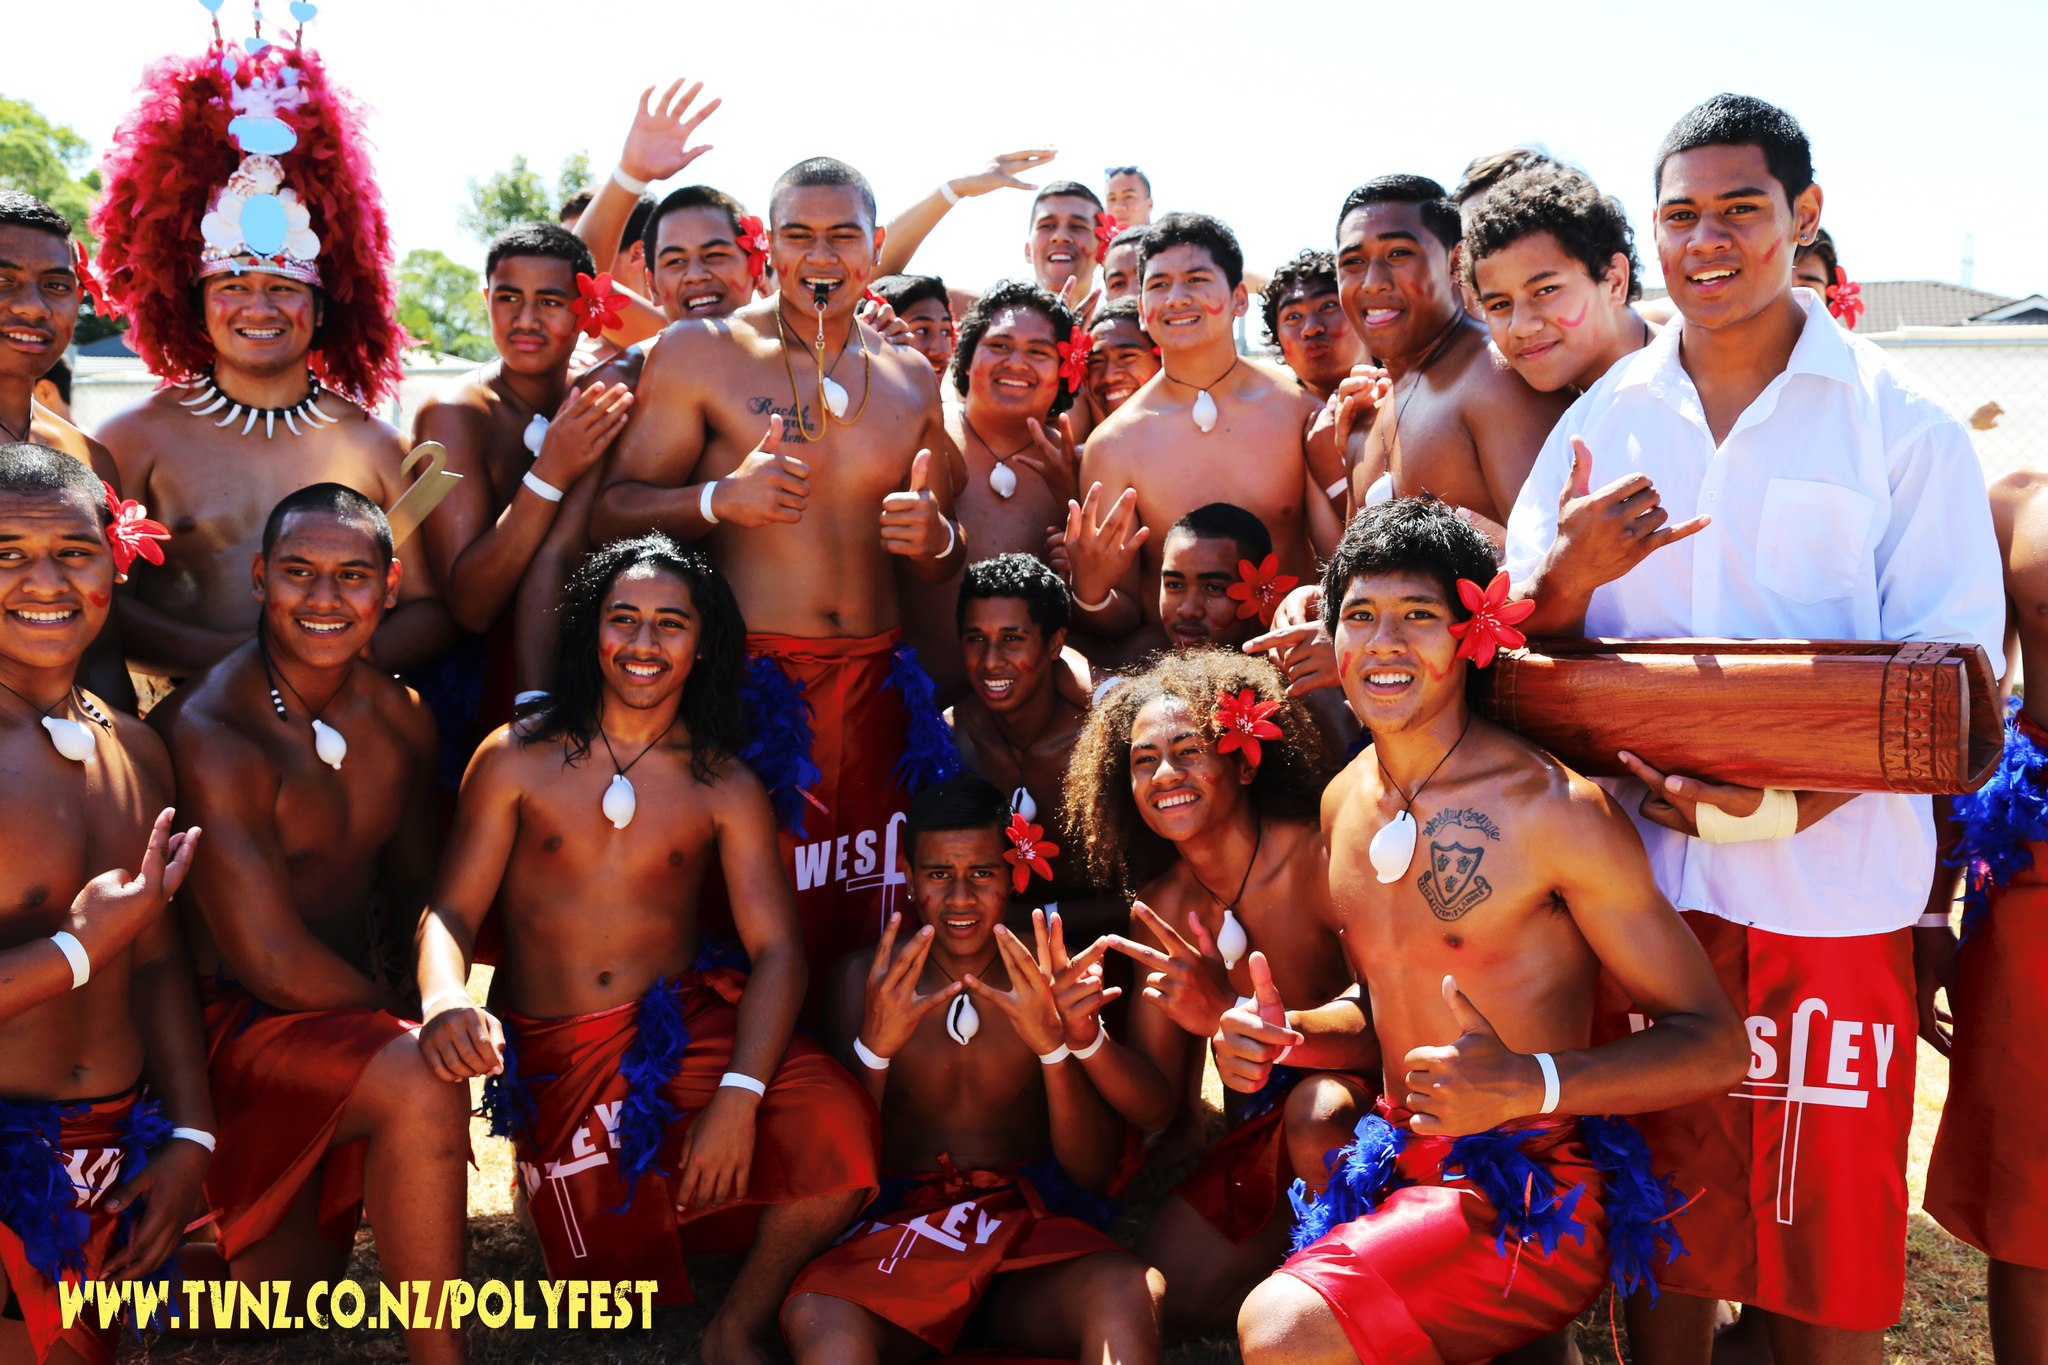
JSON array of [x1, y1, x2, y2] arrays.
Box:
[[1473, 231, 1631, 393], [1654, 143, 1820, 333], [770, 184, 882, 321], [1127, 693, 1252, 846], [1101, 239, 1141, 302], [1140, 243, 1245, 355], [0, 226, 80, 387], [595, 563, 700, 714], [1105, 173, 1152, 228], [201, 271, 319, 378], [901, 298, 955, 374], [1160, 530, 1253, 650], [966, 306, 1063, 421], [0, 486, 113, 677], [903, 825, 1011, 953], [1087, 315, 1160, 412], [1025, 194, 1101, 293], [1273, 280, 1363, 392], [1330, 569, 1465, 736], [959, 594, 1062, 718], [487, 253, 582, 378], [253, 510, 400, 668], [1335, 201, 1460, 365], [652, 206, 756, 321]]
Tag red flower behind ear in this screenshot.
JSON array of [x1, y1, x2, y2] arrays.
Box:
[[72, 241, 119, 322], [736, 215, 770, 282], [1093, 211, 1119, 261], [864, 286, 886, 309], [1446, 569, 1535, 668], [574, 272, 625, 339], [1214, 688, 1283, 770], [1226, 554, 1299, 625], [1002, 813, 1059, 894], [1825, 267, 1863, 330], [1057, 325, 1094, 393], [102, 481, 170, 575]]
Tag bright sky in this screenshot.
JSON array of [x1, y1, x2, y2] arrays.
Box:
[[14, 0, 2042, 301]]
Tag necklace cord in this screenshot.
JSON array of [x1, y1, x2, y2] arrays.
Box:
[[1376, 711, 1475, 818], [1188, 815, 1264, 913]]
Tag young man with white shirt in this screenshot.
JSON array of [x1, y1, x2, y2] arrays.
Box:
[[1503, 93, 2005, 1365]]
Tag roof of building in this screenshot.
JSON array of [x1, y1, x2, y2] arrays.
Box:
[[1640, 279, 2024, 329]]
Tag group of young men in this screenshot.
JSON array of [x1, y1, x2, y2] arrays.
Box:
[[0, 11, 2034, 1365]]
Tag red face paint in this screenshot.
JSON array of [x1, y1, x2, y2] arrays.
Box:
[[87, 590, 110, 607], [1760, 241, 1779, 264], [1201, 300, 1227, 316], [1556, 301, 1589, 329]]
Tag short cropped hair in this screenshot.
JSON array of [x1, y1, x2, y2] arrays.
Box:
[[485, 222, 593, 284], [1320, 495, 1497, 639], [1464, 166, 1644, 303], [1088, 296, 1150, 341], [642, 184, 749, 262], [871, 273, 950, 317], [1336, 175, 1461, 249], [904, 773, 1011, 865], [771, 157, 877, 225], [0, 190, 72, 240], [957, 553, 1071, 638], [1654, 93, 1814, 202], [1168, 502, 1273, 567], [1139, 212, 1244, 290], [1030, 180, 1104, 216], [0, 441, 102, 514], [261, 482, 394, 568]]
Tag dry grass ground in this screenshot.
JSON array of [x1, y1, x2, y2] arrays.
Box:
[[122, 971, 1992, 1364]]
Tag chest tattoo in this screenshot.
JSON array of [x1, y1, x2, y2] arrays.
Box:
[[1416, 807, 1500, 921], [744, 395, 815, 442]]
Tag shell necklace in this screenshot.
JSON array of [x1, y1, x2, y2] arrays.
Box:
[[0, 678, 112, 762], [1186, 816, 1261, 970], [775, 290, 871, 441], [260, 634, 352, 770], [595, 712, 679, 830], [1159, 354, 1241, 434], [932, 947, 999, 1046], [961, 414, 1034, 499], [1368, 713, 1472, 883], [178, 368, 341, 439]]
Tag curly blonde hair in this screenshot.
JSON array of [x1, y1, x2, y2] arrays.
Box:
[[1064, 649, 1333, 901]]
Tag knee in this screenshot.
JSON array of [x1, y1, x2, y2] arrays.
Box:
[[1284, 1074, 1364, 1187], [779, 1292, 869, 1365], [1238, 1272, 1329, 1365], [1075, 1253, 1162, 1323], [368, 1034, 469, 1132]]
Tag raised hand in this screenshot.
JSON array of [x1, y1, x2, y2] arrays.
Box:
[[1014, 413, 1083, 507], [1542, 436, 1710, 597], [1039, 909, 1119, 1048], [860, 912, 962, 1060], [881, 449, 953, 559], [944, 149, 1060, 200], [1064, 482, 1149, 608], [1105, 901, 1237, 1038], [1211, 951, 1300, 1094], [964, 924, 1066, 1057], [1404, 975, 1546, 1135], [617, 79, 720, 185], [714, 414, 810, 528], [534, 382, 633, 490], [1057, 276, 1102, 326], [1333, 363, 1391, 452], [1244, 620, 1340, 696], [859, 296, 916, 349], [67, 808, 201, 964], [419, 995, 507, 1083]]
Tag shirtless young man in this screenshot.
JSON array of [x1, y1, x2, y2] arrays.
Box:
[[783, 775, 1161, 1364], [150, 484, 467, 1365], [1100, 226, 1146, 304], [1159, 502, 1282, 654], [1336, 176, 1571, 522], [91, 35, 449, 681], [1082, 299, 1161, 419], [1224, 497, 1745, 1364], [1068, 214, 1337, 656], [1262, 250, 1367, 404], [416, 536, 879, 1365], [876, 149, 1063, 316], [902, 280, 1081, 701], [0, 443, 211, 1365], [1467, 166, 1656, 396], [871, 274, 956, 377], [594, 156, 966, 979], [0, 192, 133, 706]]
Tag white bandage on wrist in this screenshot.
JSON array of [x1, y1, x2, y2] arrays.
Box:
[[700, 481, 721, 525], [1917, 912, 1954, 929], [611, 165, 649, 195], [421, 988, 471, 1016], [719, 1072, 766, 1097], [49, 930, 88, 989], [1073, 585, 1114, 612], [1038, 1042, 1072, 1065], [1072, 1026, 1108, 1061], [852, 1037, 891, 1071], [938, 180, 963, 206], [170, 1127, 216, 1153], [522, 469, 564, 503], [1534, 1051, 1561, 1116], [1695, 788, 1798, 844]]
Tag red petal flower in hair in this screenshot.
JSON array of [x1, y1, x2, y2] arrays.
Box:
[[1447, 569, 1535, 669], [863, 286, 886, 309], [736, 215, 770, 281], [1056, 325, 1094, 393], [1002, 813, 1059, 894], [574, 272, 626, 339], [102, 481, 170, 576], [1214, 687, 1283, 770], [1226, 553, 1299, 625], [72, 242, 118, 323], [1093, 211, 1120, 260], [1825, 267, 1864, 330]]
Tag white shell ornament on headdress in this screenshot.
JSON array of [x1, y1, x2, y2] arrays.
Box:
[[1368, 810, 1418, 884], [1216, 908, 1248, 970], [42, 716, 97, 763], [311, 718, 347, 770], [603, 773, 638, 830]]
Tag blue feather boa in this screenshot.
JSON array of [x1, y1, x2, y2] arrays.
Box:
[[611, 976, 691, 1202], [1950, 699, 2048, 940], [1443, 1127, 1590, 1260], [1287, 1110, 1408, 1253], [885, 645, 961, 794], [1579, 1114, 1689, 1300], [479, 1039, 539, 1142], [739, 654, 822, 836]]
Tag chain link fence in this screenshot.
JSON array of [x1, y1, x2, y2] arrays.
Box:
[[1867, 324, 2046, 483]]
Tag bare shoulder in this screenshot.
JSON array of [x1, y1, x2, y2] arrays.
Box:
[[95, 386, 187, 454], [1320, 748, 1369, 826], [105, 705, 176, 801], [1482, 723, 1634, 848], [700, 749, 773, 818], [1990, 465, 2048, 525], [463, 718, 554, 793], [372, 670, 440, 754], [328, 397, 407, 464], [1242, 358, 1320, 415]]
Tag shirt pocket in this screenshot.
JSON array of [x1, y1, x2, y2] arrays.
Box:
[[1754, 478, 1877, 604]]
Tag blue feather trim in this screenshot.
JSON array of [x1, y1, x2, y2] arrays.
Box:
[[693, 936, 752, 976], [479, 1039, 538, 1141], [1015, 1159, 1119, 1230], [0, 1095, 88, 1282], [612, 976, 691, 1202], [1950, 699, 2048, 940], [885, 645, 961, 794], [1287, 1111, 1407, 1253], [1243, 1064, 1304, 1123], [1579, 1114, 1690, 1302], [114, 1096, 179, 1332], [1443, 1127, 1590, 1260], [739, 655, 823, 837]]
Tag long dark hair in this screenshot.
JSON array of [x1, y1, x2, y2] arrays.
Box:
[[524, 534, 746, 784]]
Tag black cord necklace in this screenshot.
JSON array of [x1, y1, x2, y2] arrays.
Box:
[[258, 631, 353, 770], [0, 677, 110, 761], [595, 708, 679, 831]]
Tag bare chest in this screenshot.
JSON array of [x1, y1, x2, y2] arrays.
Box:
[[510, 755, 719, 891], [0, 733, 147, 939]]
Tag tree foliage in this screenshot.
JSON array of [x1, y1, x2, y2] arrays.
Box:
[[395, 248, 491, 361], [0, 96, 100, 240], [460, 151, 591, 244]]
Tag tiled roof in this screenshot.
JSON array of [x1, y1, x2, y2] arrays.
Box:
[[1640, 279, 2019, 328]]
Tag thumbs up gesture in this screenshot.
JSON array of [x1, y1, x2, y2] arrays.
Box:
[[881, 447, 956, 560], [1542, 434, 1711, 599], [718, 414, 812, 527], [1211, 950, 1303, 1094], [1401, 975, 1549, 1135]]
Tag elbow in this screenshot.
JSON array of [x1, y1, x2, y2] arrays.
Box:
[[588, 487, 632, 546], [1709, 1013, 1751, 1091]]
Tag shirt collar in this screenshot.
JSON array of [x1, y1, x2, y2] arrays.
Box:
[[1623, 287, 1858, 402]]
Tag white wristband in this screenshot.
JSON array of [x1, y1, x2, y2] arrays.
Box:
[[421, 988, 471, 1016], [49, 930, 89, 989], [1232, 995, 1292, 1064], [700, 480, 721, 525], [719, 1071, 766, 1097], [1073, 585, 1115, 612], [1534, 1051, 1561, 1116], [522, 469, 564, 503], [1038, 1042, 1072, 1066], [169, 1127, 216, 1153], [611, 164, 649, 195], [1071, 1025, 1108, 1061], [1695, 788, 1798, 844], [852, 1037, 891, 1071], [1916, 912, 1954, 929], [935, 517, 958, 561], [938, 180, 963, 206]]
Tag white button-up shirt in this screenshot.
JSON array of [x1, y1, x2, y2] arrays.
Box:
[[1505, 291, 2005, 937]]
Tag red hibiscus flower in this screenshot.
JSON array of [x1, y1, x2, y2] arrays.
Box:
[[1447, 569, 1535, 669], [72, 241, 119, 322], [1002, 813, 1059, 893], [102, 481, 170, 575], [1226, 553, 1299, 626], [1214, 688, 1283, 770], [574, 272, 625, 338], [1825, 267, 1864, 330], [736, 215, 770, 281], [1093, 211, 1120, 260], [1057, 325, 1094, 393]]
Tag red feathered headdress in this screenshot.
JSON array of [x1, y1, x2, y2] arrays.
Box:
[[93, 39, 403, 406]]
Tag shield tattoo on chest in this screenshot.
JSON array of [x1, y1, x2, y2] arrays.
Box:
[[1418, 839, 1493, 920]]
